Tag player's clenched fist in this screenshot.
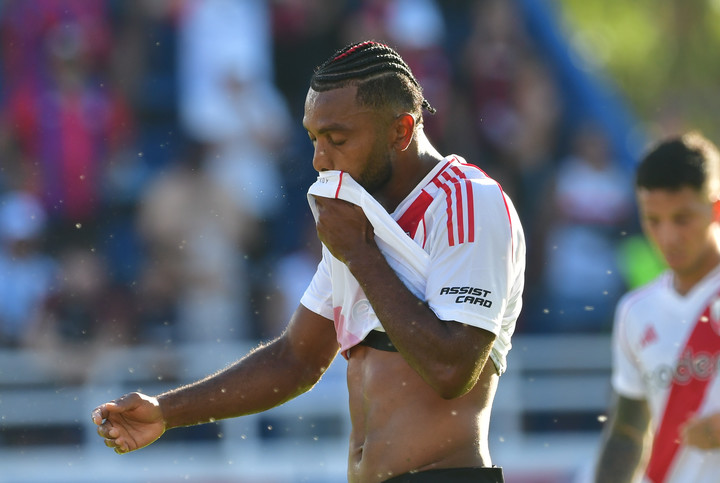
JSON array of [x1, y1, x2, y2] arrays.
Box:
[[91, 392, 165, 454], [313, 196, 376, 265], [682, 413, 720, 450]]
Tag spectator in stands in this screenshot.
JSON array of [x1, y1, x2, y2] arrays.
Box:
[[458, 0, 532, 179], [271, 0, 346, 119], [177, 0, 294, 322], [531, 123, 634, 333], [339, 0, 451, 145], [1, 16, 133, 250], [454, 0, 563, 247], [0, 0, 112, 97], [108, 0, 181, 169], [93, 41, 524, 483], [136, 144, 258, 342], [0, 191, 57, 347], [28, 246, 136, 383], [259, 213, 322, 340], [595, 132, 720, 482], [177, 0, 290, 225]]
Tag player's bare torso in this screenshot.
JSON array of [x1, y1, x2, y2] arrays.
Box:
[[345, 344, 498, 483]]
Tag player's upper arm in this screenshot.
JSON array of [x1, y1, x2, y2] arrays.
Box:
[[283, 304, 339, 381], [424, 182, 520, 336]]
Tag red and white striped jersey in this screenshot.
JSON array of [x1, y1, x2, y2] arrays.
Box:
[[301, 155, 525, 375], [612, 264, 720, 482]]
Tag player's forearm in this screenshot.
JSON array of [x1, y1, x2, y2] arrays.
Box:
[[594, 432, 644, 483], [156, 339, 320, 429], [347, 250, 493, 398]]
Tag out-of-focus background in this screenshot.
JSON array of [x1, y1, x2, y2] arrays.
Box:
[[0, 0, 717, 482]]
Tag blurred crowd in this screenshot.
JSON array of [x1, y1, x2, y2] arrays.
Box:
[[0, 0, 656, 383]]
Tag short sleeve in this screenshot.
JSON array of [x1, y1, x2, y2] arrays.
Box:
[[610, 297, 646, 399], [299, 247, 334, 321], [423, 184, 522, 337]]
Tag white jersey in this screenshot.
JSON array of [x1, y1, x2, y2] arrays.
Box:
[[612, 265, 720, 482], [301, 155, 526, 374]]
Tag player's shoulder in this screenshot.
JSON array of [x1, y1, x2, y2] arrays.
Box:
[[616, 271, 671, 320], [440, 155, 497, 182], [431, 156, 506, 201], [423, 156, 521, 247]]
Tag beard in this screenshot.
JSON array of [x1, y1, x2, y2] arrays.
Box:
[[357, 147, 394, 195]]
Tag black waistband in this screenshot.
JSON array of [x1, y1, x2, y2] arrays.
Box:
[[383, 466, 504, 483], [358, 330, 398, 352]]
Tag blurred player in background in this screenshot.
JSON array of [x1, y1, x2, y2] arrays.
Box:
[[92, 40, 525, 483], [595, 132, 720, 482]]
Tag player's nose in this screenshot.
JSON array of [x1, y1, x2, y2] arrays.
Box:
[[312, 144, 332, 172]]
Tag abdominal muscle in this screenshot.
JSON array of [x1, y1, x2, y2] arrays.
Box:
[[345, 344, 499, 483]]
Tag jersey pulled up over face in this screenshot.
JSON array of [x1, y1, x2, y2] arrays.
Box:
[[301, 155, 526, 375]]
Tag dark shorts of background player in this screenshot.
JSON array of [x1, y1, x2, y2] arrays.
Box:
[[382, 466, 504, 482]]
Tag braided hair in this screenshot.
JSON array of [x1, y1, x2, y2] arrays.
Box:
[[310, 40, 436, 119]]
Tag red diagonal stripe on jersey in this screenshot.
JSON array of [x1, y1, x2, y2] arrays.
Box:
[[645, 298, 720, 482], [433, 177, 455, 246], [464, 179, 475, 242], [464, 162, 514, 253], [442, 171, 465, 244], [455, 182, 465, 243], [396, 190, 433, 239], [449, 165, 475, 244]]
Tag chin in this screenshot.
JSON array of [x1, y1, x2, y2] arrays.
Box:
[[668, 260, 695, 276], [665, 259, 683, 271], [360, 176, 391, 196]]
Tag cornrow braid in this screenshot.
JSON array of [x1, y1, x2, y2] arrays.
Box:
[[311, 40, 436, 115]]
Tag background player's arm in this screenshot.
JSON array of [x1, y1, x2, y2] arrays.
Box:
[[594, 393, 651, 483]]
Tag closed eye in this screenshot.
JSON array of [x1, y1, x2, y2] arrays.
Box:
[[307, 132, 346, 147], [305, 122, 349, 147]]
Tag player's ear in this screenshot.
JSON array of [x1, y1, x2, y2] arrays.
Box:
[[392, 113, 415, 152], [713, 198, 720, 222]]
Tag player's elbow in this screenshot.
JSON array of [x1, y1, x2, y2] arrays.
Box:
[[429, 348, 492, 398], [420, 327, 494, 398], [436, 384, 472, 400], [426, 366, 479, 399]]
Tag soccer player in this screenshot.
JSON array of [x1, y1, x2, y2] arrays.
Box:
[[92, 41, 525, 483], [594, 132, 720, 482]]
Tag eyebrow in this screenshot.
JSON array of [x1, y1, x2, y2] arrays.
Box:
[[303, 122, 351, 136]]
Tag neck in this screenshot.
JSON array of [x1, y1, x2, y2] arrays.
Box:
[[375, 131, 443, 211], [674, 242, 720, 296]]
